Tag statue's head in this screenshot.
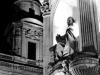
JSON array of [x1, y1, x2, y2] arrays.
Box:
[[67, 17, 75, 26]]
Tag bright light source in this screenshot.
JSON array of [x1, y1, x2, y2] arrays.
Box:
[[53, 0, 78, 44], [64, 0, 77, 7], [54, 72, 65, 75]]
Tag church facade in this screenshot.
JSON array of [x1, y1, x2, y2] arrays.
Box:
[[0, 0, 100, 75], [0, 0, 43, 75]]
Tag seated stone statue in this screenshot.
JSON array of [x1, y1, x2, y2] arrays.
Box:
[[54, 34, 75, 59], [55, 34, 66, 59], [63, 41, 74, 57], [49, 34, 66, 63]]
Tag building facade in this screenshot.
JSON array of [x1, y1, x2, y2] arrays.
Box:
[[0, 0, 100, 75], [0, 0, 43, 75]]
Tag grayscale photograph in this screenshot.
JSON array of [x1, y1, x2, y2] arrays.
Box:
[[0, 0, 100, 75]]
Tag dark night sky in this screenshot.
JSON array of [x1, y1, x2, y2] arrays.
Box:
[[0, 0, 17, 50], [0, 0, 17, 35]]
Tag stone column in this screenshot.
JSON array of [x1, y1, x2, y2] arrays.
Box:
[[41, 1, 53, 75], [78, 0, 99, 55]]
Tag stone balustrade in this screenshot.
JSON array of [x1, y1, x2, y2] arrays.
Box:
[[69, 57, 100, 75]]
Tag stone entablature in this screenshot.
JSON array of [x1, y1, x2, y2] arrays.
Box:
[[0, 53, 13, 61], [0, 53, 43, 75], [21, 18, 43, 26], [0, 53, 43, 67], [0, 60, 43, 74], [22, 21, 43, 41], [21, 18, 43, 41]]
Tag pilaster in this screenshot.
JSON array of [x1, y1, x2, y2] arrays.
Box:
[[41, 1, 53, 75]]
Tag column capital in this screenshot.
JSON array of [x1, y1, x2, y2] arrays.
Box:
[[41, 1, 51, 16]]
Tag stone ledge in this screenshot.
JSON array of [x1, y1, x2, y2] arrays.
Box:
[[0, 60, 43, 73], [0, 53, 43, 68]]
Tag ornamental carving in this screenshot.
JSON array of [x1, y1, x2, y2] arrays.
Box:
[[41, 1, 51, 16], [23, 27, 43, 40]]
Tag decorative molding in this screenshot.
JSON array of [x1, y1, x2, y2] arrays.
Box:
[[23, 27, 43, 41], [0, 53, 13, 61], [15, 0, 41, 7]]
